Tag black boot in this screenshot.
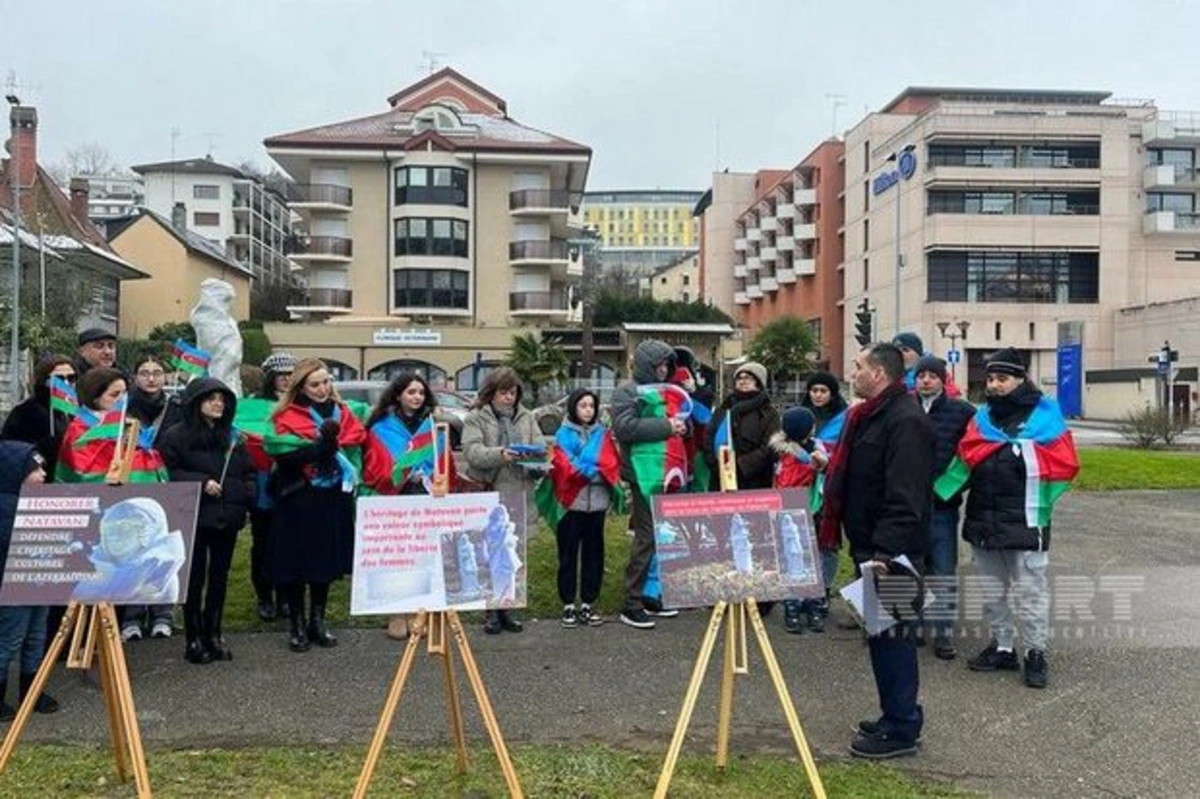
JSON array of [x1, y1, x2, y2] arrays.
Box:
[[307, 604, 337, 648], [483, 610, 502, 634], [807, 596, 828, 634], [204, 606, 233, 662], [498, 609, 523, 633], [783, 601, 804, 634], [0, 681, 14, 722], [288, 604, 310, 653], [19, 673, 58, 714], [183, 607, 212, 664]]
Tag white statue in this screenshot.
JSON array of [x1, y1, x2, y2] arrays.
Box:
[[189, 279, 243, 396]]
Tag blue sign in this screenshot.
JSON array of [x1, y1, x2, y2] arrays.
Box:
[[1156, 358, 1170, 376], [947, 348, 961, 365], [1057, 343, 1083, 418], [872, 152, 918, 196]]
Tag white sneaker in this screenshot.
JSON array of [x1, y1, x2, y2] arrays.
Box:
[[150, 621, 172, 639], [121, 624, 143, 642]]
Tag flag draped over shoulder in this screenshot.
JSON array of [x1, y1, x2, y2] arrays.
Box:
[[265, 402, 366, 493], [55, 407, 167, 484], [934, 396, 1079, 528], [170, 339, 211, 378], [535, 423, 624, 528], [815, 408, 846, 448], [363, 414, 453, 494], [628, 384, 692, 498], [233, 398, 276, 474]]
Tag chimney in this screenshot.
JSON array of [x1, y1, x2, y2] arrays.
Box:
[[69, 177, 90, 221], [171, 201, 187, 232], [8, 105, 38, 190]]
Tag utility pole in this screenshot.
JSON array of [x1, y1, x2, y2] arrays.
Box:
[[6, 94, 23, 406]]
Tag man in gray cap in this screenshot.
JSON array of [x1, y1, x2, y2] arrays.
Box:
[[75, 328, 118, 377]]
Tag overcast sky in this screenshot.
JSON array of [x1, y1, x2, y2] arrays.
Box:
[[6, 0, 1200, 190]]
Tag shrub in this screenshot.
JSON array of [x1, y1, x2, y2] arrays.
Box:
[[1118, 405, 1190, 449]]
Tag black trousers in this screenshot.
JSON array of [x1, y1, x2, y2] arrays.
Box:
[[184, 526, 238, 640], [249, 509, 276, 605], [282, 581, 330, 618], [556, 510, 606, 605]]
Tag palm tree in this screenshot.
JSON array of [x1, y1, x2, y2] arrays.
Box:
[[505, 333, 569, 403]]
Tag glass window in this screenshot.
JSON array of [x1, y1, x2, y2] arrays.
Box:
[[395, 169, 407, 188], [393, 269, 469, 309], [1147, 193, 1195, 213], [409, 168, 428, 187], [193, 185, 219, 200], [433, 168, 452, 187]]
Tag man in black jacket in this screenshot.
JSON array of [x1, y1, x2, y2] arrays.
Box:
[[823, 343, 933, 759], [913, 355, 975, 660]]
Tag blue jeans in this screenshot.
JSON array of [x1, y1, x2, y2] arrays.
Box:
[[926, 507, 960, 639], [868, 622, 924, 743], [0, 606, 49, 677]]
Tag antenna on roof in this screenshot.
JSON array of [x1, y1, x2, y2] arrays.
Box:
[[170, 127, 181, 204], [825, 93, 847, 138], [202, 132, 221, 158], [3, 70, 40, 105], [420, 50, 449, 75]]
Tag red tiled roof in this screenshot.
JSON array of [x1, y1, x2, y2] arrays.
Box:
[[0, 161, 114, 252], [387, 67, 506, 113]]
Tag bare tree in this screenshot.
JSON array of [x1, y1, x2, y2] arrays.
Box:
[[49, 142, 118, 183]]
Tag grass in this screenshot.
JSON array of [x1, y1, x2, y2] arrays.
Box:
[[1, 743, 974, 798], [1076, 447, 1200, 491]]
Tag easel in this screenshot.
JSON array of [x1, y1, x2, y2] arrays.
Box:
[[0, 419, 152, 798], [653, 445, 826, 799], [354, 422, 523, 798]]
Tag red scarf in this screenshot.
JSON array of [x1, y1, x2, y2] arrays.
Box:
[[818, 381, 906, 549]]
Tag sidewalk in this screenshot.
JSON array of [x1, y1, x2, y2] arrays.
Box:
[[13, 490, 1200, 798]]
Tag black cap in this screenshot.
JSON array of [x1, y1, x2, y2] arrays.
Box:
[[985, 347, 1027, 378], [77, 328, 116, 346]]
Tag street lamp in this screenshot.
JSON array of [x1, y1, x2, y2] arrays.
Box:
[[5, 94, 21, 407], [885, 144, 916, 338], [936, 320, 970, 384]]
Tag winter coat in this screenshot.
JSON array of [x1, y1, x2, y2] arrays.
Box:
[[157, 378, 255, 532], [556, 419, 613, 513], [610, 339, 677, 484], [919, 391, 975, 510], [705, 390, 781, 490], [840, 387, 934, 561], [962, 383, 1054, 551], [462, 404, 541, 493], [1, 393, 69, 478], [126, 388, 184, 445], [0, 441, 39, 578]]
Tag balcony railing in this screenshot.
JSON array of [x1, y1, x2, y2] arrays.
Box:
[[509, 240, 570, 260], [303, 288, 353, 308], [509, 290, 569, 312], [290, 236, 353, 258], [292, 183, 353, 207], [508, 189, 580, 212], [394, 186, 468, 207]]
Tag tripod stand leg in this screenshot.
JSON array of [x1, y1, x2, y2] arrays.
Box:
[[715, 605, 737, 769], [441, 633, 469, 774], [653, 602, 728, 799], [98, 604, 151, 798], [97, 636, 130, 782], [352, 612, 427, 799]]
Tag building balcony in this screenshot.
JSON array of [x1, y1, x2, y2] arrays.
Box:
[[290, 183, 353, 212], [794, 257, 816, 276], [734, 291, 750, 306], [1144, 164, 1200, 190], [1143, 114, 1200, 145], [760, 216, 778, 233], [734, 237, 748, 251], [509, 239, 571, 263], [734, 263, 748, 278], [509, 290, 571, 317], [747, 228, 763, 243], [289, 235, 353, 263], [746, 256, 762, 271], [746, 284, 764, 299], [761, 276, 779, 293], [760, 247, 778, 262], [286, 288, 353, 316], [775, 203, 795, 220], [794, 223, 816, 240], [1144, 210, 1200, 234], [776, 267, 797, 284], [509, 189, 581, 216], [794, 188, 816, 206]]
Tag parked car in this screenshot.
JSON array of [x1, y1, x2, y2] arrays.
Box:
[[335, 380, 464, 449]]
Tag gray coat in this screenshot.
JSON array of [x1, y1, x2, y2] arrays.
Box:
[[557, 419, 613, 513], [610, 339, 676, 484], [462, 403, 541, 492]]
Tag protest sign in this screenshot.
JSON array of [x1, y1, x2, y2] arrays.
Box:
[[351, 491, 527, 615], [651, 488, 822, 608], [0, 483, 200, 606]]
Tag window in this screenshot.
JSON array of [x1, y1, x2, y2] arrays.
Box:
[[682, 292, 690, 302], [1147, 148, 1196, 174], [393, 269, 469, 309], [193, 185, 219, 200], [862, 219, 870, 250], [863, 257, 870, 291], [926, 250, 1098, 304], [193, 211, 220, 226], [682, 274, 690, 286], [1147, 192, 1195, 214], [393, 166, 468, 206], [394, 217, 468, 257]]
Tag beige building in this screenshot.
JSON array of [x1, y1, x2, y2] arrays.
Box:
[[108, 207, 252, 337], [640, 251, 699, 302], [263, 68, 591, 387], [840, 87, 1200, 410], [694, 171, 772, 318]]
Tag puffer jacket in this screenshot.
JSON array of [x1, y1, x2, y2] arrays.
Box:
[[462, 403, 541, 492], [556, 418, 613, 513], [962, 383, 1054, 551], [1, 392, 69, 478], [0, 441, 39, 577], [921, 391, 975, 510], [705, 390, 781, 490], [610, 339, 676, 484]]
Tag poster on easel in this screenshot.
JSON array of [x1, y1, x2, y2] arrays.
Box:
[[350, 491, 527, 615], [0, 483, 200, 606], [651, 488, 822, 609]]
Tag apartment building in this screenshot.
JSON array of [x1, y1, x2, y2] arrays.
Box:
[[693, 171, 770, 318], [75, 171, 144, 221], [583, 189, 701, 278], [261, 68, 591, 386], [839, 86, 1200, 404], [640, 251, 699, 302], [734, 140, 846, 374], [132, 156, 296, 285]]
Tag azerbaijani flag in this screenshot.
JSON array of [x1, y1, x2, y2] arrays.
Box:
[[629, 384, 691, 497], [689, 399, 712, 493], [75, 396, 126, 444], [815, 408, 846, 447], [48, 376, 77, 415], [170, 339, 211, 378], [265, 402, 366, 492], [774, 441, 827, 515], [710, 414, 732, 458], [233, 397, 276, 473], [934, 396, 1079, 529], [363, 414, 444, 493], [535, 423, 624, 528], [55, 410, 167, 484]]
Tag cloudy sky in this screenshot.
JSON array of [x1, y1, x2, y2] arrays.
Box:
[[6, 0, 1200, 189]]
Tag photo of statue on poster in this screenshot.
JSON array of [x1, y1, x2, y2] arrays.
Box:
[[350, 491, 527, 615], [0, 484, 201, 606], [651, 488, 822, 609]]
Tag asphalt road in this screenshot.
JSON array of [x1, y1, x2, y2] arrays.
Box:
[[11, 490, 1200, 798]]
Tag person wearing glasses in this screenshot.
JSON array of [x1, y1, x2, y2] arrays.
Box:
[[1, 354, 77, 477]]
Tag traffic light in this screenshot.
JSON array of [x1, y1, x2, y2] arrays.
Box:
[[854, 298, 873, 347]]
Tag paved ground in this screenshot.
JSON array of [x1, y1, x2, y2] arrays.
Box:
[[1068, 418, 1200, 447], [11, 490, 1200, 798]]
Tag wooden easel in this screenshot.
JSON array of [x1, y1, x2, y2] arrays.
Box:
[[0, 419, 152, 798], [653, 445, 826, 799], [354, 422, 523, 798]]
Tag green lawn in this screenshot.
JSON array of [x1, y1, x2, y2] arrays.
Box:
[[2, 744, 974, 798], [1076, 447, 1200, 491]]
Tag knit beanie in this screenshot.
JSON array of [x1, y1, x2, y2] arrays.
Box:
[[913, 355, 947, 383], [985, 347, 1027, 378], [734, 362, 768, 391], [781, 407, 816, 443], [892, 332, 924, 354], [261, 352, 297, 375], [805, 371, 839, 395]]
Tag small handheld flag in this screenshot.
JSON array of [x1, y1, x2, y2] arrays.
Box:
[[170, 339, 211, 377], [48, 376, 77, 415]]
